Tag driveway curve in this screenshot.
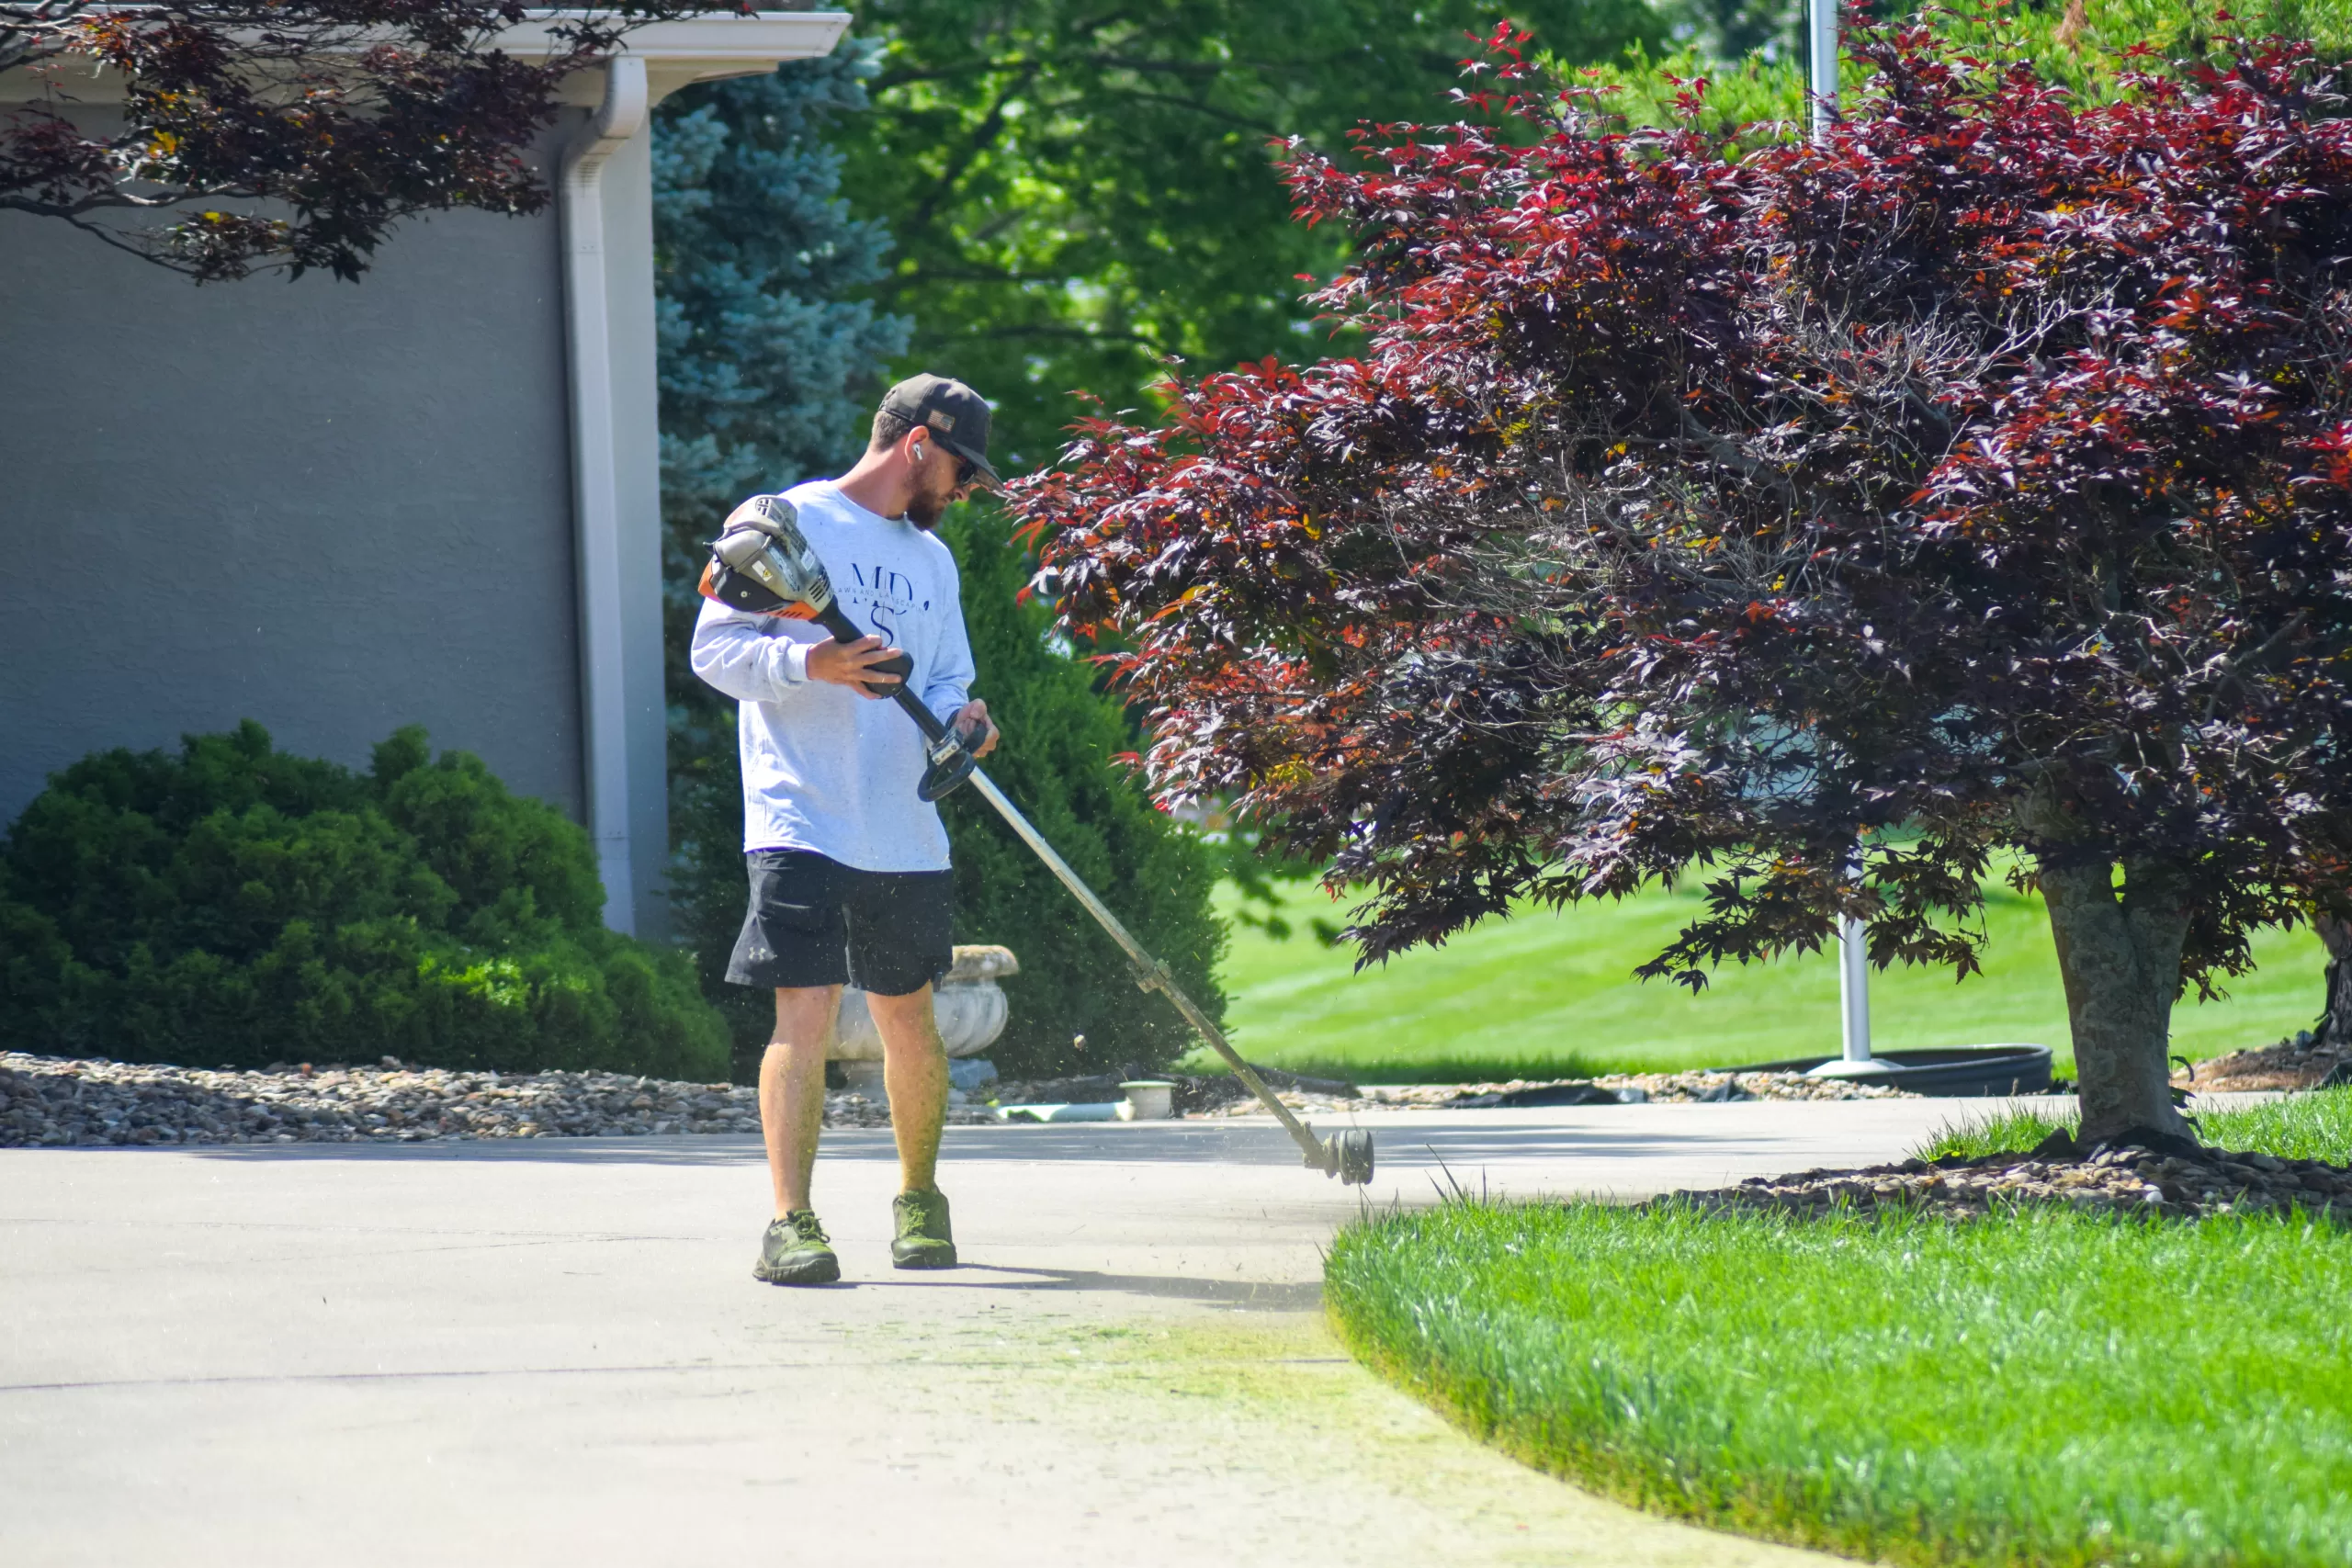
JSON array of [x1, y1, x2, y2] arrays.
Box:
[[3, 1100, 1987, 1565]]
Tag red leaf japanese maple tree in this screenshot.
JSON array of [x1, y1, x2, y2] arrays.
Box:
[[1004, 18, 2352, 1143], [2, 2, 719, 281]]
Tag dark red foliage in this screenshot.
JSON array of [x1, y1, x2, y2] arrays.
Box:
[[1006, 19, 2352, 998], [1, 2, 722, 281]]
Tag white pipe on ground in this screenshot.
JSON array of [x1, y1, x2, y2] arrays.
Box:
[[560, 55, 649, 933]]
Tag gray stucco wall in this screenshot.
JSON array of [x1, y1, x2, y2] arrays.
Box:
[[1, 118, 669, 933]]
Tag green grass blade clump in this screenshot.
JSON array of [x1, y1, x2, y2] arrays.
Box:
[[2201, 1089, 2352, 1162], [1914, 1105, 2077, 1162], [1915, 1088, 2352, 1164], [1328, 1201, 2352, 1567]]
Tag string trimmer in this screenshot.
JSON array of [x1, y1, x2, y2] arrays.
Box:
[[702, 496, 1374, 1186]]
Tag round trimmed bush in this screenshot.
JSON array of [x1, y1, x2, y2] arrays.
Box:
[[0, 721, 729, 1078]]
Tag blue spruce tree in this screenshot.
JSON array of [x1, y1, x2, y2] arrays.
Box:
[[653, 45, 911, 1059], [653, 42, 910, 548]]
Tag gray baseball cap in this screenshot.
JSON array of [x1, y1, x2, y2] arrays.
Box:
[[880, 372, 999, 486]]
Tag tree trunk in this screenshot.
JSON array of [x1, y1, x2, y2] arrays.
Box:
[[2036, 855, 2194, 1145], [2314, 915, 2352, 1052]]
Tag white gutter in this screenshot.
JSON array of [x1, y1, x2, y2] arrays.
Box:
[[561, 52, 649, 933]]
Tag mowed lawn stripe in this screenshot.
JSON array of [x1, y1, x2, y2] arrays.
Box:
[[1206, 879, 2326, 1082], [1328, 1201, 2352, 1568]]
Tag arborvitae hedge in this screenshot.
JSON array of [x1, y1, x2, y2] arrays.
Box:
[[0, 722, 729, 1078], [935, 510, 1225, 1078]]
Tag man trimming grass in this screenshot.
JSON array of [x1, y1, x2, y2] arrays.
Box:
[[693, 374, 1001, 1285]]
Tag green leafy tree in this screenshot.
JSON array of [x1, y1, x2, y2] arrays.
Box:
[[836, 0, 1668, 464], [1590, 0, 2352, 136]]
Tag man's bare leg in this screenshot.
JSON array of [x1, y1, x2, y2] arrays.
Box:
[[762, 985, 840, 1216], [868, 984, 948, 1193]]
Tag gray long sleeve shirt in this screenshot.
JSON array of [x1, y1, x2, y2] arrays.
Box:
[[689, 480, 975, 872]]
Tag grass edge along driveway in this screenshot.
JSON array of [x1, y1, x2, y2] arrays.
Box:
[[1325, 1103, 2352, 1568]]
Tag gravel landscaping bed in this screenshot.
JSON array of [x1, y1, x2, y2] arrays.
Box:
[[1678, 1137, 2352, 1223], [0, 1052, 999, 1146]]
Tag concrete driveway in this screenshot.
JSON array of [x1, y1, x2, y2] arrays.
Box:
[[4, 1100, 1994, 1566]]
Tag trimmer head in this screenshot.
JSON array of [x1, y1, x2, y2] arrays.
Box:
[[1319, 1128, 1375, 1186]]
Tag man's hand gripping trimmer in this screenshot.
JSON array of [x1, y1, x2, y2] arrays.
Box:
[[701, 496, 1373, 1186]]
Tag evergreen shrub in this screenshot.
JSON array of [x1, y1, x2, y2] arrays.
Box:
[[936, 511, 1226, 1079], [0, 721, 729, 1078]]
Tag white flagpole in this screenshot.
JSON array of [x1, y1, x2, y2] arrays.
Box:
[[1809, 0, 1839, 139], [1811, 0, 1872, 1066]]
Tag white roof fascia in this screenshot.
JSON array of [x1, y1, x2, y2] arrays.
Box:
[[0, 10, 852, 106], [509, 11, 854, 106]]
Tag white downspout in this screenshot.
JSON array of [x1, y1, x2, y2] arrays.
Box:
[[561, 54, 648, 932]]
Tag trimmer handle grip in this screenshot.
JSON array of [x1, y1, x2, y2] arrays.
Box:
[[815, 604, 914, 685], [811, 600, 975, 798]]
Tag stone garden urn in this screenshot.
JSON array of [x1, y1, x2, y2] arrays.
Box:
[[831, 945, 1017, 1096]]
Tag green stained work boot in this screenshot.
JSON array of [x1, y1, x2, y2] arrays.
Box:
[[754, 1210, 841, 1285], [890, 1188, 957, 1269]]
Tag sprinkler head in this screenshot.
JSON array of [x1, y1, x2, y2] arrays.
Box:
[[1322, 1129, 1374, 1186]]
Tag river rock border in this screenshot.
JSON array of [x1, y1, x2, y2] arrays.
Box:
[[0, 1052, 999, 1147]]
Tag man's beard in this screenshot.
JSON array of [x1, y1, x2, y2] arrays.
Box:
[[905, 465, 960, 530]]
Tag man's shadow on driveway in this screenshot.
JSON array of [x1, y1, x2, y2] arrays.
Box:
[[860, 1263, 1321, 1311]]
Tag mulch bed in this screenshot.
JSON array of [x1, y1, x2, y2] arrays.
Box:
[[2176, 1030, 2352, 1093], [1673, 1129, 2352, 1224]]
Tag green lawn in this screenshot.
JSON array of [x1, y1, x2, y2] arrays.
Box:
[[1196, 876, 2326, 1082], [1328, 1196, 2352, 1568]]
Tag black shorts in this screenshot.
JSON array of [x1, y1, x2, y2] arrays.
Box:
[[725, 849, 954, 997]]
